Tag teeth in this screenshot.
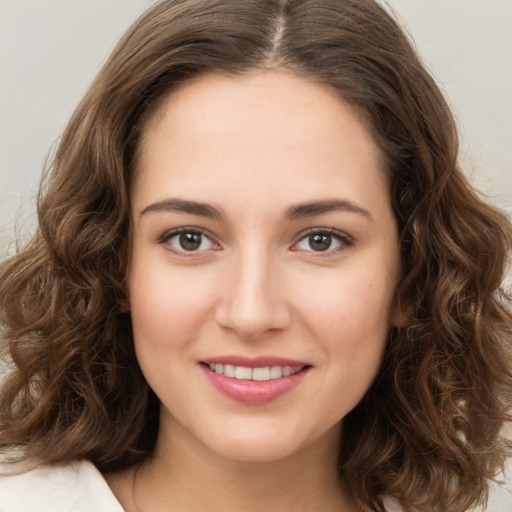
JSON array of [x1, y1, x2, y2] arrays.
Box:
[[235, 366, 252, 380], [252, 367, 270, 381], [269, 366, 282, 379], [207, 364, 304, 381], [224, 364, 235, 378]]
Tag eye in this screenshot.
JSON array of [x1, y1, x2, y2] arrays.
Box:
[[160, 228, 219, 253], [293, 229, 352, 253]]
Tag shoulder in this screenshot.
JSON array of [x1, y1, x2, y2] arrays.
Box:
[[0, 459, 123, 512]]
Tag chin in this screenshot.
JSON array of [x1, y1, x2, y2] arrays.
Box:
[[212, 439, 302, 463], [201, 421, 331, 464]]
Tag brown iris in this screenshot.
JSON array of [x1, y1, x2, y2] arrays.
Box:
[[308, 233, 332, 251], [179, 232, 202, 251]]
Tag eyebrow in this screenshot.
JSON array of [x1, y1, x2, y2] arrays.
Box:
[[284, 199, 374, 223], [140, 198, 224, 219], [140, 197, 373, 223]]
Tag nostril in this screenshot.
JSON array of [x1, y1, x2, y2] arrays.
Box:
[[214, 297, 291, 339]]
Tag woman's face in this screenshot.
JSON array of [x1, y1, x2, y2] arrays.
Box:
[[128, 70, 401, 463]]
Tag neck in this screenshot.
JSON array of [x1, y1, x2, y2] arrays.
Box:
[[130, 413, 356, 512]]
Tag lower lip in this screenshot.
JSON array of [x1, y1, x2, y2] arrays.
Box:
[[201, 365, 310, 405]]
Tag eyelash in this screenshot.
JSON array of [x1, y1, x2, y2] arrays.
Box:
[[291, 228, 354, 255], [159, 227, 220, 255], [158, 227, 354, 255]]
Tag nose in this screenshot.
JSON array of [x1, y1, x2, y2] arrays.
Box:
[[214, 247, 291, 340]]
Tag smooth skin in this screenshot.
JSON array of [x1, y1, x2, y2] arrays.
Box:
[[106, 69, 402, 512]]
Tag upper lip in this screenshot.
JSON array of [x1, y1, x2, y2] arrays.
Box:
[[200, 355, 310, 368]]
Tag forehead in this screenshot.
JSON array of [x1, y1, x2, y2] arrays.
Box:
[[132, 69, 389, 217], [142, 70, 377, 156]]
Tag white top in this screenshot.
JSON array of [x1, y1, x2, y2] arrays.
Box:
[[0, 460, 123, 512], [0, 459, 405, 512]]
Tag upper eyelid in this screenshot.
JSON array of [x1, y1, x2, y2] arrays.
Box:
[[296, 227, 353, 242], [291, 227, 354, 253], [160, 226, 211, 241], [159, 227, 220, 250]]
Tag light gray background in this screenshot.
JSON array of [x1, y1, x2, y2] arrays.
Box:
[[1, 0, 512, 251], [0, 1, 511, 509]]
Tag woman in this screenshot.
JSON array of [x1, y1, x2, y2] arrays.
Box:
[[1, 1, 511, 511]]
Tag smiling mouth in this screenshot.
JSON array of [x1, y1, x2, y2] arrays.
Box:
[[203, 363, 307, 381], [200, 361, 311, 404]]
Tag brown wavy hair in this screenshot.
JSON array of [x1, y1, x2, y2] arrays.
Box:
[[1, 1, 511, 510]]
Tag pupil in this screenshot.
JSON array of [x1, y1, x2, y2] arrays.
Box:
[[309, 234, 331, 251], [179, 232, 202, 251]]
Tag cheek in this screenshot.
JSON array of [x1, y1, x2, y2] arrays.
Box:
[[299, 268, 395, 340], [127, 263, 218, 403], [128, 262, 216, 353], [314, 280, 393, 417], [295, 266, 394, 387]]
